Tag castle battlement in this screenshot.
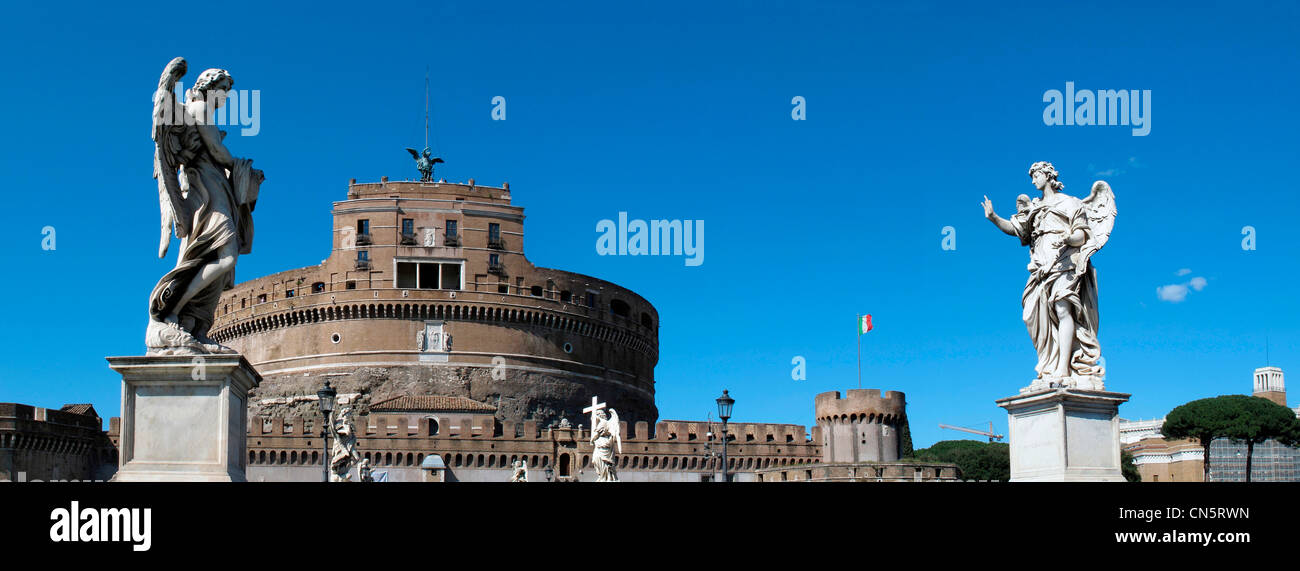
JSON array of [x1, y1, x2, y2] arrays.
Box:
[[814, 389, 907, 422]]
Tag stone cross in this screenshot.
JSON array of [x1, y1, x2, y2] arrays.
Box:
[[582, 396, 606, 423]]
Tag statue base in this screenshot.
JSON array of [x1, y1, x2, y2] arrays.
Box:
[[996, 387, 1129, 482], [107, 354, 261, 482]]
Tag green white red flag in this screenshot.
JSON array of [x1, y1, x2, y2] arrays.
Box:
[[858, 314, 872, 334]]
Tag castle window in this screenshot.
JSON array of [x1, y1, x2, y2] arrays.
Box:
[[488, 223, 500, 241], [498, 283, 509, 294], [610, 299, 630, 318], [312, 282, 326, 293], [241, 298, 246, 308], [285, 289, 295, 298], [641, 312, 653, 328], [345, 281, 356, 290], [585, 292, 598, 309], [401, 218, 414, 236], [560, 290, 572, 303], [396, 261, 462, 290], [357, 219, 370, 235], [256, 294, 267, 304], [445, 220, 458, 237], [530, 285, 543, 297], [357, 250, 369, 261]]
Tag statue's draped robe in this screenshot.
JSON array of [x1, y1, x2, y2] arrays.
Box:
[[591, 419, 617, 481], [1009, 193, 1103, 380], [148, 123, 258, 339]]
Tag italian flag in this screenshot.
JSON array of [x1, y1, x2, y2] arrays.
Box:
[[858, 314, 872, 334]]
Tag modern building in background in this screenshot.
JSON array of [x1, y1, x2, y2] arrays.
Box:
[[1124, 366, 1300, 482]]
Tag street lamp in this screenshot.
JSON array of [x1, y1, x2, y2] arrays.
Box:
[[716, 390, 734, 482], [317, 380, 337, 482]]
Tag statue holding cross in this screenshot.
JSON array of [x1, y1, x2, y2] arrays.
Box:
[[583, 396, 621, 482]]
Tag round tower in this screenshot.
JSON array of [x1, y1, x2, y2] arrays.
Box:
[[209, 179, 659, 426], [814, 389, 909, 463]]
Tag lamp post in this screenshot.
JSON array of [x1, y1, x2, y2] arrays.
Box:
[[716, 390, 734, 482], [317, 380, 337, 482]]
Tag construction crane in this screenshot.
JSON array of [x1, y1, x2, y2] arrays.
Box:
[[938, 421, 1004, 443]]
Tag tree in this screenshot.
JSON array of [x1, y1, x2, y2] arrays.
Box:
[[1163, 395, 1300, 482], [1120, 449, 1141, 482], [913, 440, 1010, 481], [1220, 397, 1300, 482]]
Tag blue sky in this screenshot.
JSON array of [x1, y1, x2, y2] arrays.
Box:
[[2, 1, 1297, 449]]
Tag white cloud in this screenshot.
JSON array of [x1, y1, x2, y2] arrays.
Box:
[[1157, 284, 1189, 303], [1157, 273, 1208, 303]]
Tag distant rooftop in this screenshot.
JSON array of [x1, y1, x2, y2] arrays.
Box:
[[369, 395, 497, 413]]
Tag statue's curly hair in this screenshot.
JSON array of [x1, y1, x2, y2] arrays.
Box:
[[1028, 161, 1064, 191], [186, 68, 233, 102]]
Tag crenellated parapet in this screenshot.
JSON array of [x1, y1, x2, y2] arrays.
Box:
[[240, 413, 821, 480]]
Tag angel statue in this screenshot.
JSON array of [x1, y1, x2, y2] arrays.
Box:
[[405, 146, 444, 182], [589, 408, 622, 482], [982, 161, 1117, 392], [147, 57, 264, 355], [510, 459, 528, 482], [328, 406, 362, 482]]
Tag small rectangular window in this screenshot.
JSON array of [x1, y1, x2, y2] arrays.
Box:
[[312, 282, 326, 293], [345, 281, 356, 290], [446, 220, 458, 237], [489, 253, 500, 266], [488, 223, 500, 240], [357, 250, 369, 261], [358, 219, 370, 235], [285, 289, 295, 298], [257, 294, 267, 304], [402, 218, 414, 235]]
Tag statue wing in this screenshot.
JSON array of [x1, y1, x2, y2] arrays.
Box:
[[406, 147, 420, 160], [609, 408, 622, 454], [152, 57, 192, 258], [430, 158, 445, 164], [1076, 180, 1117, 276]]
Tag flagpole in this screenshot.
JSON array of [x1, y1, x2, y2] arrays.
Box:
[[856, 314, 862, 389]]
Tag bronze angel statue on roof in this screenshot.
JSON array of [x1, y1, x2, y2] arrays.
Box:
[[982, 162, 1117, 392], [406, 146, 444, 182], [147, 57, 264, 355]]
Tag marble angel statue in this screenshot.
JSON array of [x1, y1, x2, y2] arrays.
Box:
[[589, 408, 622, 482], [982, 161, 1117, 392], [147, 57, 264, 355], [328, 407, 362, 482]]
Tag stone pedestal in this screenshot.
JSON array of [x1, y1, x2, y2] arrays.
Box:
[[107, 354, 261, 482], [996, 387, 1129, 482]]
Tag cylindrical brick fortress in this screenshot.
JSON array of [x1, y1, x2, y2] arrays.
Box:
[[814, 389, 910, 463], [209, 180, 659, 426]]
